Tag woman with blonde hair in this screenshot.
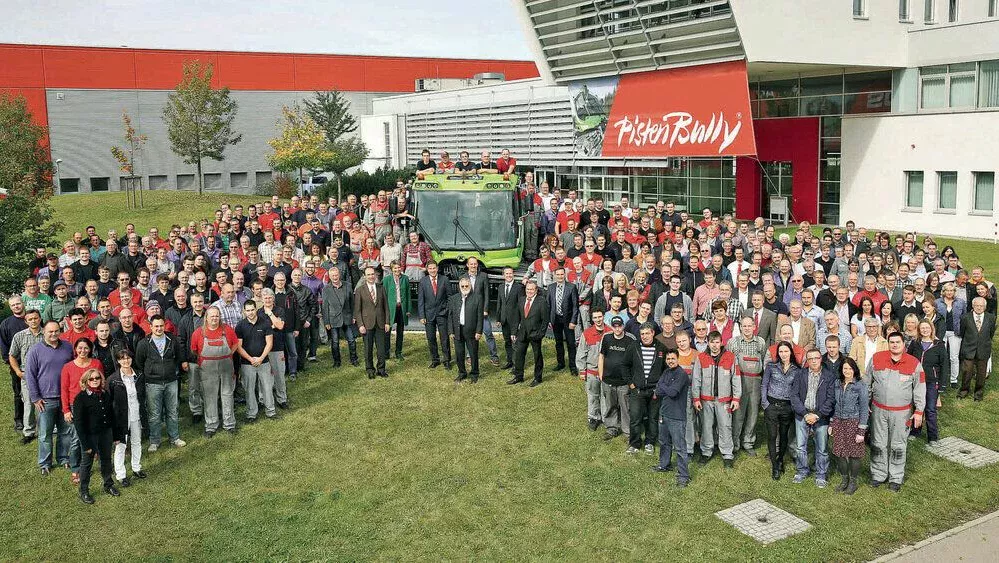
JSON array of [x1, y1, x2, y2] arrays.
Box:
[[901, 313, 920, 347], [72, 368, 119, 504], [907, 319, 948, 445]]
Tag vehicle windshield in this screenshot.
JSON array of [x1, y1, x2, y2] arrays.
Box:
[[415, 190, 516, 250]]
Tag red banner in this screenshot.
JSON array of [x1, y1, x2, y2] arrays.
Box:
[[600, 60, 756, 157]]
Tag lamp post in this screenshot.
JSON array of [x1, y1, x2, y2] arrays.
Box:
[[54, 159, 62, 193]]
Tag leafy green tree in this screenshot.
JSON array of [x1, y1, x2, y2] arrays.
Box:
[[267, 105, 334, 186], [0, 94, 62, 293], [304, 90, 370, 201], [162, 61, 242, 194]]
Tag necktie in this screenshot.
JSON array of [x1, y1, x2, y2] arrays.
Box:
[[431, 277, 437, 295], [525, 298, 532, 318], [976, 315, 983, 331], [737, 263, 742, 276], [470, 277, 475, 291], [556, 284, 564, 316], [754, 310, 761, 335], [369, 285, 376, 304]]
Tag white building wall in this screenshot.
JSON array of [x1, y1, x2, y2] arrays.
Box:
[[841, 111, 999, 239], [730, 0, 909, 67], [907, 19, 999, 66]]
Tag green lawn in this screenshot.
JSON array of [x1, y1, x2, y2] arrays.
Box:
[[1, 194, 997, 561]]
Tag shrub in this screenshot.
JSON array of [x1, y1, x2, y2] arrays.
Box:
[[255, 174, 298, 199], [317, 166, 415, 200]]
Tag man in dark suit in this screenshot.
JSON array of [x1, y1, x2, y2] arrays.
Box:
[[508, 280, 549, 387], [742, 291, 778, 346], [495, 267, 524, 370], [958, 297, 996, 401], [417, 261, 452, 370], [548, 267, 580, 377], [353, 266, 390, 379], [466, 257, 500, 366], [448, 276, 484, 383]]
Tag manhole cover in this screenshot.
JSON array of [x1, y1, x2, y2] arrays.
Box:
[[716, 499, 811, 544], [926, 437, 999, 468]]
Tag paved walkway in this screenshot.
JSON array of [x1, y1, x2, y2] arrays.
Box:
[[873, 510, 999, 562]]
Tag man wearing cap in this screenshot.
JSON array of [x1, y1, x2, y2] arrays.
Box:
[[597, 315, 638, 441], [42, 281, 74, 325]]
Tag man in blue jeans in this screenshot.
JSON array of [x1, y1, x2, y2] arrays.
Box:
[[23, 321, 74, 475], [135, 316, 186, 452], [790, 348, 836, 487]]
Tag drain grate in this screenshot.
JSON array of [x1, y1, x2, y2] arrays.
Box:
[[716, 499, 811, 544], [926, 437, 999, 469]]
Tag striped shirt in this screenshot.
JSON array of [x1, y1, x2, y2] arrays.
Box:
[[640, 345, 656, 375], [9, 328, 44, 368], [726, 335, 767, 375], [211, 298, 244, 328]]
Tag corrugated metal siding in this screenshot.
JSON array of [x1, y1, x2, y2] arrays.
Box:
[[46, 89, 390, 194]]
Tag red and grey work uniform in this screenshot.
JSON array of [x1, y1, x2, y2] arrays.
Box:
[[727, 335, 767, 452], [866, 351, 926, 485], [692, 350, 742, 460], [371, 207, 392, 244], [191, 325, 238, 433], [576, 324, 610, 424], [402, 242, 429, 282]]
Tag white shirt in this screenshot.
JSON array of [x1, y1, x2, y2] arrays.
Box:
[[122, 372, 141, 424], [790, 319, 801, 344], [367, 284, 377, 302], [459, 295, 466, 325], [864, 337, 879, 372]]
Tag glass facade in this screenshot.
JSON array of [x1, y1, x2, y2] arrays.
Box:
[[552, 158, 736, 215]]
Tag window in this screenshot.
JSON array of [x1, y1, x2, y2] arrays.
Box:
[[90, 177, 109, 192], [980, 60, 999, 107], [974, 172, 995, 212], [203, 173, 221, 190], [177, 174, 195, 191], [230, 172, 248, 190], [937, 171, 957, 210], [991, 0, 997, 17], [919, 64, 977, 109], [905, 171, 924, 208], [255, 171, 273, 188], [59, 178, 79, 194], [925, 0, 935, 22], [854, 0, 867, 17], [900, 0, 912, 20], [148, 175, 168, 190], [948, 0, 958, 21]]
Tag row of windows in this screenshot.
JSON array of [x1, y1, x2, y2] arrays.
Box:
[[919, 61, 999, 110], [856, 0, 989, 23], [57, 172, 266, 194], [904, 170, 995, 213]]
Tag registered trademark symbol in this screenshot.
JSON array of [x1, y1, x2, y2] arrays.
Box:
[[736, 112, 742, 119]]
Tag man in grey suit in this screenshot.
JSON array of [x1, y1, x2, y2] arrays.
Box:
[[495, 267, 524, 370], [448, 277, 484, 383], [958, 297, 996, 401], [743, 290, 777, 346], [417, 261, 452, 370]]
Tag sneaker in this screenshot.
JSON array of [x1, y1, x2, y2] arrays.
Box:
[[134, 470, 147, 479], [172, 439, 187, 448], [723, 459, 734, 469], [696, 453, 712, 466], [602, 431, 619, 441], [676, 480, 689, 488], [743, 448, 757, 457], [289, 374, 297, 382], [120, 477, 132, 488], [204, 431, 216, 439], [651, 465, 673, 473], [307, 356, 318, 362], [587, 419, 600, 432], [644, 444, 655, 455], [888, 482, 902, 493], [147, 443, 159, 453], [625, 446, 640, 455], [816, 478, 828, 488], [792, 474, 806, 484]]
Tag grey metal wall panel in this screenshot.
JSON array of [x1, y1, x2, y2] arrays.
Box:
[[46, 89, 391, 194]]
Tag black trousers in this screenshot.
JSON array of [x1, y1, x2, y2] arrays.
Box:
[[764, 398, 793, 469], [454, 332, 479, 378], [362, 327, 387, 373], [500, 321, 515, 365], [10, 369, 23, 428], [628, 388, 660, 449], [513, 337, 544, 382], [79, 428, 114, 492], [551, 318, 577, 372], [425, 316, 451, 364], [386, 305, 406, 357]]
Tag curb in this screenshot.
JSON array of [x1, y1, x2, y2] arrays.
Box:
[[871, 509, 999, 562]]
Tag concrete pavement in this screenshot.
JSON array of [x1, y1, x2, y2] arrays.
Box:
[[872, 510, 999, 562]]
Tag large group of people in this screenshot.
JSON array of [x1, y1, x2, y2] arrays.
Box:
[[2, 149, 996, 502]]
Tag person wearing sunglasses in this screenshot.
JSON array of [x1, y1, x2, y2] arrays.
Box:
[[72, 368, 119, 504]]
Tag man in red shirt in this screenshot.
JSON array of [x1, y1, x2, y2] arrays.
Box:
[[258, 202, 280, 231], [61, 308, 97, 346], [851, 274, 888, 311], [555, 200, 580, 235], [496, 148, 517, 174], [698, 207, 713, 230], [108, 272, 143, 308], [189, 306, 240, 436]]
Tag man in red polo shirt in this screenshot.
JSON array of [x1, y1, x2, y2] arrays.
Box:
[[496, 148, 517, 174]]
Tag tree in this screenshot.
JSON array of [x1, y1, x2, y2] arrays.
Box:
[[325, 137, 370, 203], [110, 110, 148, 208], [267, 105, 334, 187], [0, 94, 62, 293], [304, 90, 369, 202], [162, 61, 241, 195]]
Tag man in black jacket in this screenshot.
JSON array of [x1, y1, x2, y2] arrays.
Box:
[[418, 261, 452, 370], [134, 315, 184, 451], [494, 267, 524, 370], [652, 349, 690, 487], [448, 277, 484, 383], [548, 267, 580, 377], [958, 297, 997, 401], [599, 316, 638, 440], [466, 257, 500, 366], [627, 323, 665, 455], [508, 280, 549, 387], [111, 309, 146, 361]]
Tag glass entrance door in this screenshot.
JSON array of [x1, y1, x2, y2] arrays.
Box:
[[761, 161, 792, 221]]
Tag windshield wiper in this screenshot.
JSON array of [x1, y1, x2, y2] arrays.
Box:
[[452, 202, 486, 257], [411, 200, 443, 255]]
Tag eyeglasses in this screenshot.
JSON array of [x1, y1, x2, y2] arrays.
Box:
[[87, 377, 102, 382]]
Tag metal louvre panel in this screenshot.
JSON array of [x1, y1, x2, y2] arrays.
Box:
[[522, 0, 746, 83]]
